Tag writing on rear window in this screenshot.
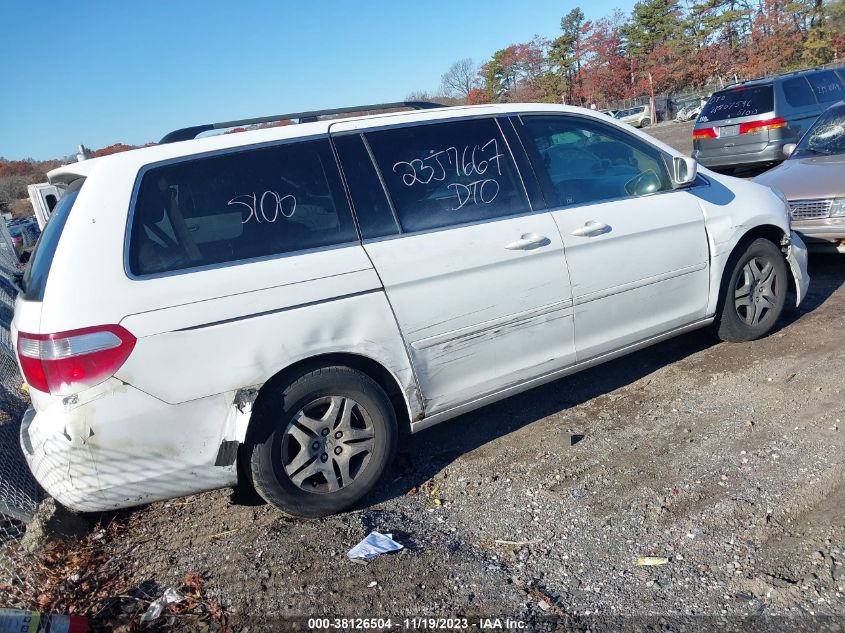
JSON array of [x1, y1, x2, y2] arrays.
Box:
[[392, 139, 504, 211], [807, 71, 844, 103], [228, 191, 297, 224], [699, 86, 773, 123]]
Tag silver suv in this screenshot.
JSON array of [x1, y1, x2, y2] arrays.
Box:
[[693, 68, 845, 172]]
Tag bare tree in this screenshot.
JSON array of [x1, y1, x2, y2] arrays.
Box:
[[0, 175, 28, 210], [439, 58, 478, 99]]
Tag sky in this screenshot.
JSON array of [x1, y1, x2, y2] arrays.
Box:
[[0, 0, 626, 160]]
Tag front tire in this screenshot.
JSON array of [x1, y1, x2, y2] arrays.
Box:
[[640, 118, 651, 128], [246, 366, 397, 518], [715, 238, 787, 342]]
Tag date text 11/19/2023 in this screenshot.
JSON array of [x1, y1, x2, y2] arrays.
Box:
[[307, 617, 527, 630]]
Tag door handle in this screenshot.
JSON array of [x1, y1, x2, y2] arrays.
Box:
[[505, 233, 550, 250], [570, 220, 611, 237]]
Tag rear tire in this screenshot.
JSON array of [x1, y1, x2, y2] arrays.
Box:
[[715, 238, 787, 342], [641, 118, 651, 128], [246, 366, 397, 518]]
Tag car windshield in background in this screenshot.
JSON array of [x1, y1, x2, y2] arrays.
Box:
[[794, 103, 845, 157], [699, 85, 774, 123]]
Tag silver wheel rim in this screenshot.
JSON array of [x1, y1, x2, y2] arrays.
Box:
[[282, 396, 375, 494], [734, 256, 780, 326]]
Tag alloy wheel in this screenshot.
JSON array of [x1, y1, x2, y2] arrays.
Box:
[[734, 255, 780, 326]]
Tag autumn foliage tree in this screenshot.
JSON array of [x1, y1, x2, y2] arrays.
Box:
[[427, 0, 841, 110]]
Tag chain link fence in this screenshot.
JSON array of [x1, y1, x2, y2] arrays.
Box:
[[0, 218, 43, 607]]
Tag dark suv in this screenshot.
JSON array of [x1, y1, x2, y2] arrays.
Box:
[[692, 67, 845, 172]]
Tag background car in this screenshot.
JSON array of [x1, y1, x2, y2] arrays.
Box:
[[693, 67, 845, 172], [617, 105, 652, 128], [754, 99, 845, 252]]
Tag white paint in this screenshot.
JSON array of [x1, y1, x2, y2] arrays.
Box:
[[13, 102, 810, 512]]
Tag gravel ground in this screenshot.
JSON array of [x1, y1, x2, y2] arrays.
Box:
[[11, 125, 845, 632], [647, 120, 694, 156]]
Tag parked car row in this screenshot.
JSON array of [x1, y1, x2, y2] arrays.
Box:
[[5, 217, 40, 256], [14, 101, 808, 518]]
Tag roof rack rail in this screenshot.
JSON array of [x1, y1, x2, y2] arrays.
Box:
[[159, 101, 446, 144]]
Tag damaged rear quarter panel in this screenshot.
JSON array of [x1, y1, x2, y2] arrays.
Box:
[[117, 275, 420, 418]]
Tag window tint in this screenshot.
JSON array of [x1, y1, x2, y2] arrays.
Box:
[[700, 85, 774, 122], [806, 71, 845, 103], [45, 194, 58, 211], [365, 118, 529, 233], [782, 77, 817, 108], [520, 115, 671, 207], [22, 179, 84, 301], [332, 133, 399, 239], [128, 139, 357, 276]]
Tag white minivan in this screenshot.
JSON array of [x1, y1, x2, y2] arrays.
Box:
[[14, 102, 809, 518]]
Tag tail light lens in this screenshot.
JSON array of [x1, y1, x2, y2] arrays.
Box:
[[17, 325, 136, 395], [739, 117, 787, 135], [693, 127, 718, 140]]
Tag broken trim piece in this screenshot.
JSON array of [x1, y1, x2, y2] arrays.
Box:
[[214, 440, 240, 467]]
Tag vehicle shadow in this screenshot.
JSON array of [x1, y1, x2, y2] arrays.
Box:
[[364, 252, 845, 509]]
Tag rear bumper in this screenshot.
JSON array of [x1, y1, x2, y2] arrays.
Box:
[[693, 141, 786, 169], [19, 381, 239, 512]]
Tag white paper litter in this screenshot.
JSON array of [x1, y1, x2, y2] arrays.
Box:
[[347, 531, 404, 560], [140, 587, 184, 622]]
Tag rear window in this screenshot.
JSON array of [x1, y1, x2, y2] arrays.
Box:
[[699, 86, 774, 123], [806, 70, 845, 104], [21, 179, 83, 301], [128, 139, 357, 276]]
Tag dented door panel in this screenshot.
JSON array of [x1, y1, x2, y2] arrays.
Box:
[[364, 215, 576, 415]]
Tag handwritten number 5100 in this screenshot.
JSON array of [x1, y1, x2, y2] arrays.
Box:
[[228, 191, 297, 224]]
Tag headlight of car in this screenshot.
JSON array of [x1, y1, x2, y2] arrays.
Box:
[[830, 198, 845, 217]]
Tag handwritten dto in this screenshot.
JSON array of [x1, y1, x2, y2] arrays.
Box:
[[392, 139, 505, 211]]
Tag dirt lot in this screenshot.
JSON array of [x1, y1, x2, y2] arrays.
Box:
[[649, 120, 694, 156], [8, 126, 845, 631]]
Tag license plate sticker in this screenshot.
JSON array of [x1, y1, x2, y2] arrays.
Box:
[[720, 125, 739, 138]]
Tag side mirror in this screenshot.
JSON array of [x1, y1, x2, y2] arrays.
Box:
[[782, 143, 797, 158], [672, 156, 698, 187]]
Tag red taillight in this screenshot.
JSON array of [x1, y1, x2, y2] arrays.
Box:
[[17, 325, 136, 395], [693, 127, 718, 140], [739, 117, 787, 135]]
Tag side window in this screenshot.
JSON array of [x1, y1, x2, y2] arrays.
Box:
[[806, 71, 844, 104], [128, 139, 357, 276], [782, 77, 817, 108], [45, 194, 58, 211], [364, 118, 529, 233], [519, 115, 671, 208], [332, 133, 399, 240]]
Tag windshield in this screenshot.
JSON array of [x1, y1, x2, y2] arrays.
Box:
[[699, 85, 774, 123], [793, 104, 845, 158]]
